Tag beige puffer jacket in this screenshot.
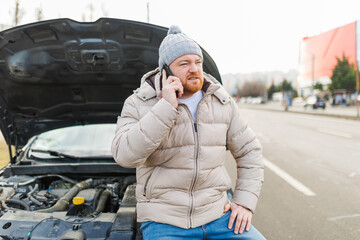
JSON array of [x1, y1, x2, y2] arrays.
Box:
[[111, 69, 264, 229]]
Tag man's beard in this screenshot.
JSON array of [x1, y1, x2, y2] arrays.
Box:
[[183, 73, 204, 93]]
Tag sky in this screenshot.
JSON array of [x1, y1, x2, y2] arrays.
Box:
[[1, 0, 360, 75]]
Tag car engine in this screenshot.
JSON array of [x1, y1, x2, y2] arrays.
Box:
[[0, 174, 138, 240]]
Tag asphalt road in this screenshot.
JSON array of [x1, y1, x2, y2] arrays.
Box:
[[225, 107, 360, 240]]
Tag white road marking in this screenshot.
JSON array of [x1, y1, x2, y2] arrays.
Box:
[[317, 128, 352, 139], [264, 158, 316, 196], [327, 214, 360, 222]]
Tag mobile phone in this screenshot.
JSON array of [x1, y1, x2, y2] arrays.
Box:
[[163, 64, 174, 77], [162, 64, 179, 98]]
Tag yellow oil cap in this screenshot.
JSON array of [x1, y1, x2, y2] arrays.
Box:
[[72, 197, 85, 205]]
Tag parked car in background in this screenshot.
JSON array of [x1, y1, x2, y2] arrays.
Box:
[[304, 96, 326, 109], [0, 18, 221, 239], [239, 96, 265, 104]]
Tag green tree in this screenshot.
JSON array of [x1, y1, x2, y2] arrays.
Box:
[[314, 82, 323, 90], [281, 79, 293, 91], [330, 55, 356, 91], [267, 83, 276, 100]]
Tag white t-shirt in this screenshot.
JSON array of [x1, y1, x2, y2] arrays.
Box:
[[178, 90, 203, 121]]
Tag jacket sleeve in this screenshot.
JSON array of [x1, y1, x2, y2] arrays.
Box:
[[111, 96, 178, 168], [226, 99, 264, 212]]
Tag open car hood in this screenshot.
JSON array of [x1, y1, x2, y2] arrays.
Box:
[[0, 18, 221, 147]]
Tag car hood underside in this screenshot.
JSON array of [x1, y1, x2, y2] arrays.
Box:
[[0, 18, 221, 147]]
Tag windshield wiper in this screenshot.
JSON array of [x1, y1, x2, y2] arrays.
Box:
[[30, 149, 78, 160], [29, 149, 113, 160]]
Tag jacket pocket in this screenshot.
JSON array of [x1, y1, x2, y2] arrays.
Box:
[[144, 166, 161, 199]]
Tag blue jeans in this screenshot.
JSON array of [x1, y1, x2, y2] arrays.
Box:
[[140, 211, 266, 240]]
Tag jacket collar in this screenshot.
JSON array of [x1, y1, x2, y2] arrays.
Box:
[[203, 73, 231, 105], [134, 68, 160, 101], [134, 68, 231, 105]]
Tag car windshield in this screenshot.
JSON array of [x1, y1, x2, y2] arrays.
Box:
[[28, 124, 116, 159]]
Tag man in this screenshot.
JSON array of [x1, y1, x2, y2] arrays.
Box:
[[112, 25, 265, 239]]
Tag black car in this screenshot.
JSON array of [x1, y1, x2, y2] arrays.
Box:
[[304, 96, 326, 109], [0, 18, 221, 239], [314, 98, 326, 109]]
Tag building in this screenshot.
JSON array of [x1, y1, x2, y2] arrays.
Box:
[[298, 21, 360, 97]]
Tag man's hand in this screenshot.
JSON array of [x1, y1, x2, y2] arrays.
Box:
[[224, 202, 252, 234], [161, 69, 183, 108]]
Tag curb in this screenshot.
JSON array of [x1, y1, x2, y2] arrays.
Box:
[[239, 105, 360, 121]]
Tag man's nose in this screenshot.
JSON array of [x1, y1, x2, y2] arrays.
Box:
[[189, 63, 198, 72]]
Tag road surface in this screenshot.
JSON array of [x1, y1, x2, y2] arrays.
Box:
[[225, 107, 360, 240]]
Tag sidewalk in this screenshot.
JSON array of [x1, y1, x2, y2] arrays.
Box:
[[238, 101, 360, 121]]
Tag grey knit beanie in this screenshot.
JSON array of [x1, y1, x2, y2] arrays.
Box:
[[158, 25, 203, 71]]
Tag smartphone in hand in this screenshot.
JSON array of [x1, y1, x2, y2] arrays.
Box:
[[163, 64, 174, 77], [162, 64, 179, 98]]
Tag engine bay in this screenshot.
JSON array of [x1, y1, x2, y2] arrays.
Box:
[[0, 174, 138, 239]]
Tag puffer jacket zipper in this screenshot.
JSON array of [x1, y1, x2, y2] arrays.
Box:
[[177, 103, 197, 228], [188, 118, 199, 228], [182, 94, 209, 228]]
